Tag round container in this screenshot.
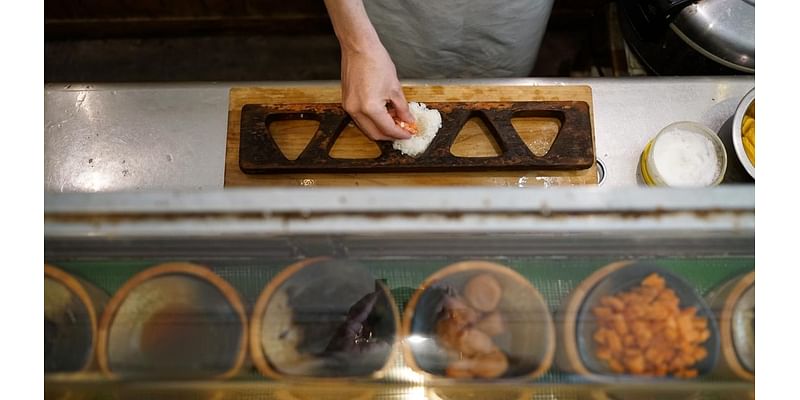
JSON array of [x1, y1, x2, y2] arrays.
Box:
[[250, 257, 399, 380], [705, 271, 754, 381], [640, 121, 727, 187], [732, 88, 756, 179], [402, 260, 555, 380], [671, 0, 755, 73], [45, 264, 108, 374], [97, 262, 248, 379], [555, 261, 720, 380]]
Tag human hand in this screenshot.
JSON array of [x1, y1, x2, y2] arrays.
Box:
[[340, 44, 415, 141]]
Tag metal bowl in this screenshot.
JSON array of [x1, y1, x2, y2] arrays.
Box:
[[97, 262, 247, 379], [403, 260, 555, 379], [732, 88, 756, 179]]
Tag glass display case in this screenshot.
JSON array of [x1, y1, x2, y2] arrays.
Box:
[[44, 186, 754, 399]]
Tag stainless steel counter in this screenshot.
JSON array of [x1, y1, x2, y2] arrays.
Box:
[[44, 77, 755, 192], [43, 80, 756, 400]]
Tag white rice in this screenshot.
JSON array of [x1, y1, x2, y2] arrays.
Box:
[[392, 102, 442, 157]]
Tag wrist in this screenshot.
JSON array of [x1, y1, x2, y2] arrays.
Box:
[[338, 31, 383, 56]]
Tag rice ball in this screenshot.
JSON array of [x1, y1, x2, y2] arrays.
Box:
[[392, 102, 442, 157]]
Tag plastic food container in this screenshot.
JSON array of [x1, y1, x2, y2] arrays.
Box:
[[640, 121, 727, 187], [732, 88, 756, 179]]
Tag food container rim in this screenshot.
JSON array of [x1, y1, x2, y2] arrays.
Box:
[[645, 121, 728, 187], [732, 87, 755, 179], [574, 264, 721, 377]]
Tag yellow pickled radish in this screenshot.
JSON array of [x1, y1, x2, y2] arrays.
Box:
[[741, 107, 755, 166]]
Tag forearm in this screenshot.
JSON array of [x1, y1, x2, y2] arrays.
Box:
[[323, 0, 414, 140], [323, 0, 383, 54]]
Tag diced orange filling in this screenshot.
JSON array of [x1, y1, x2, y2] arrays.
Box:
[[591, 273, 711, 378], [394, 118, 418, 135]]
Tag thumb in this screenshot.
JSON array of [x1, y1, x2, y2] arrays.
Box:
[[390, 95, 415, 124]]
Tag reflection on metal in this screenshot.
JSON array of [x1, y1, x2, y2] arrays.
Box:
[[385, 366, 427, 385], [406, 335, 427, 345], [671, 0, 755, 73], [73, 169, 115, 192], [45, 84, 229, 192]]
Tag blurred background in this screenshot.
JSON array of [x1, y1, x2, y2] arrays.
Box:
[[44, 0, 749, 82]]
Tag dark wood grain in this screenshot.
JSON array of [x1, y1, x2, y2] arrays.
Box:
[[239, 102, 594, 174]]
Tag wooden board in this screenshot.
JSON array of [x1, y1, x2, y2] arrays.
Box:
[[225, 85, 598, 187], [238, 101, 594, 173]]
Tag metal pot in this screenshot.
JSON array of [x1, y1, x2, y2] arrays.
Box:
[[618, 0, 754, 75]]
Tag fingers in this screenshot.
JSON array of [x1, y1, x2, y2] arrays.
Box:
[[342, 92, 414, 140], [352, 109, 412, 141], [389, 91, 415, 124], [350, 115, 395, 141], [368, 105, 413, 140]]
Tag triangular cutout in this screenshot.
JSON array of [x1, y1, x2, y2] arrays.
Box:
[[450, 117, 502, 157], [269, 120, 319, 160], [329, 122, 381, 159], [511, 117, 561, 157]]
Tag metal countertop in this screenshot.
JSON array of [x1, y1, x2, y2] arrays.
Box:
[[44, 77, 755, 192]]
